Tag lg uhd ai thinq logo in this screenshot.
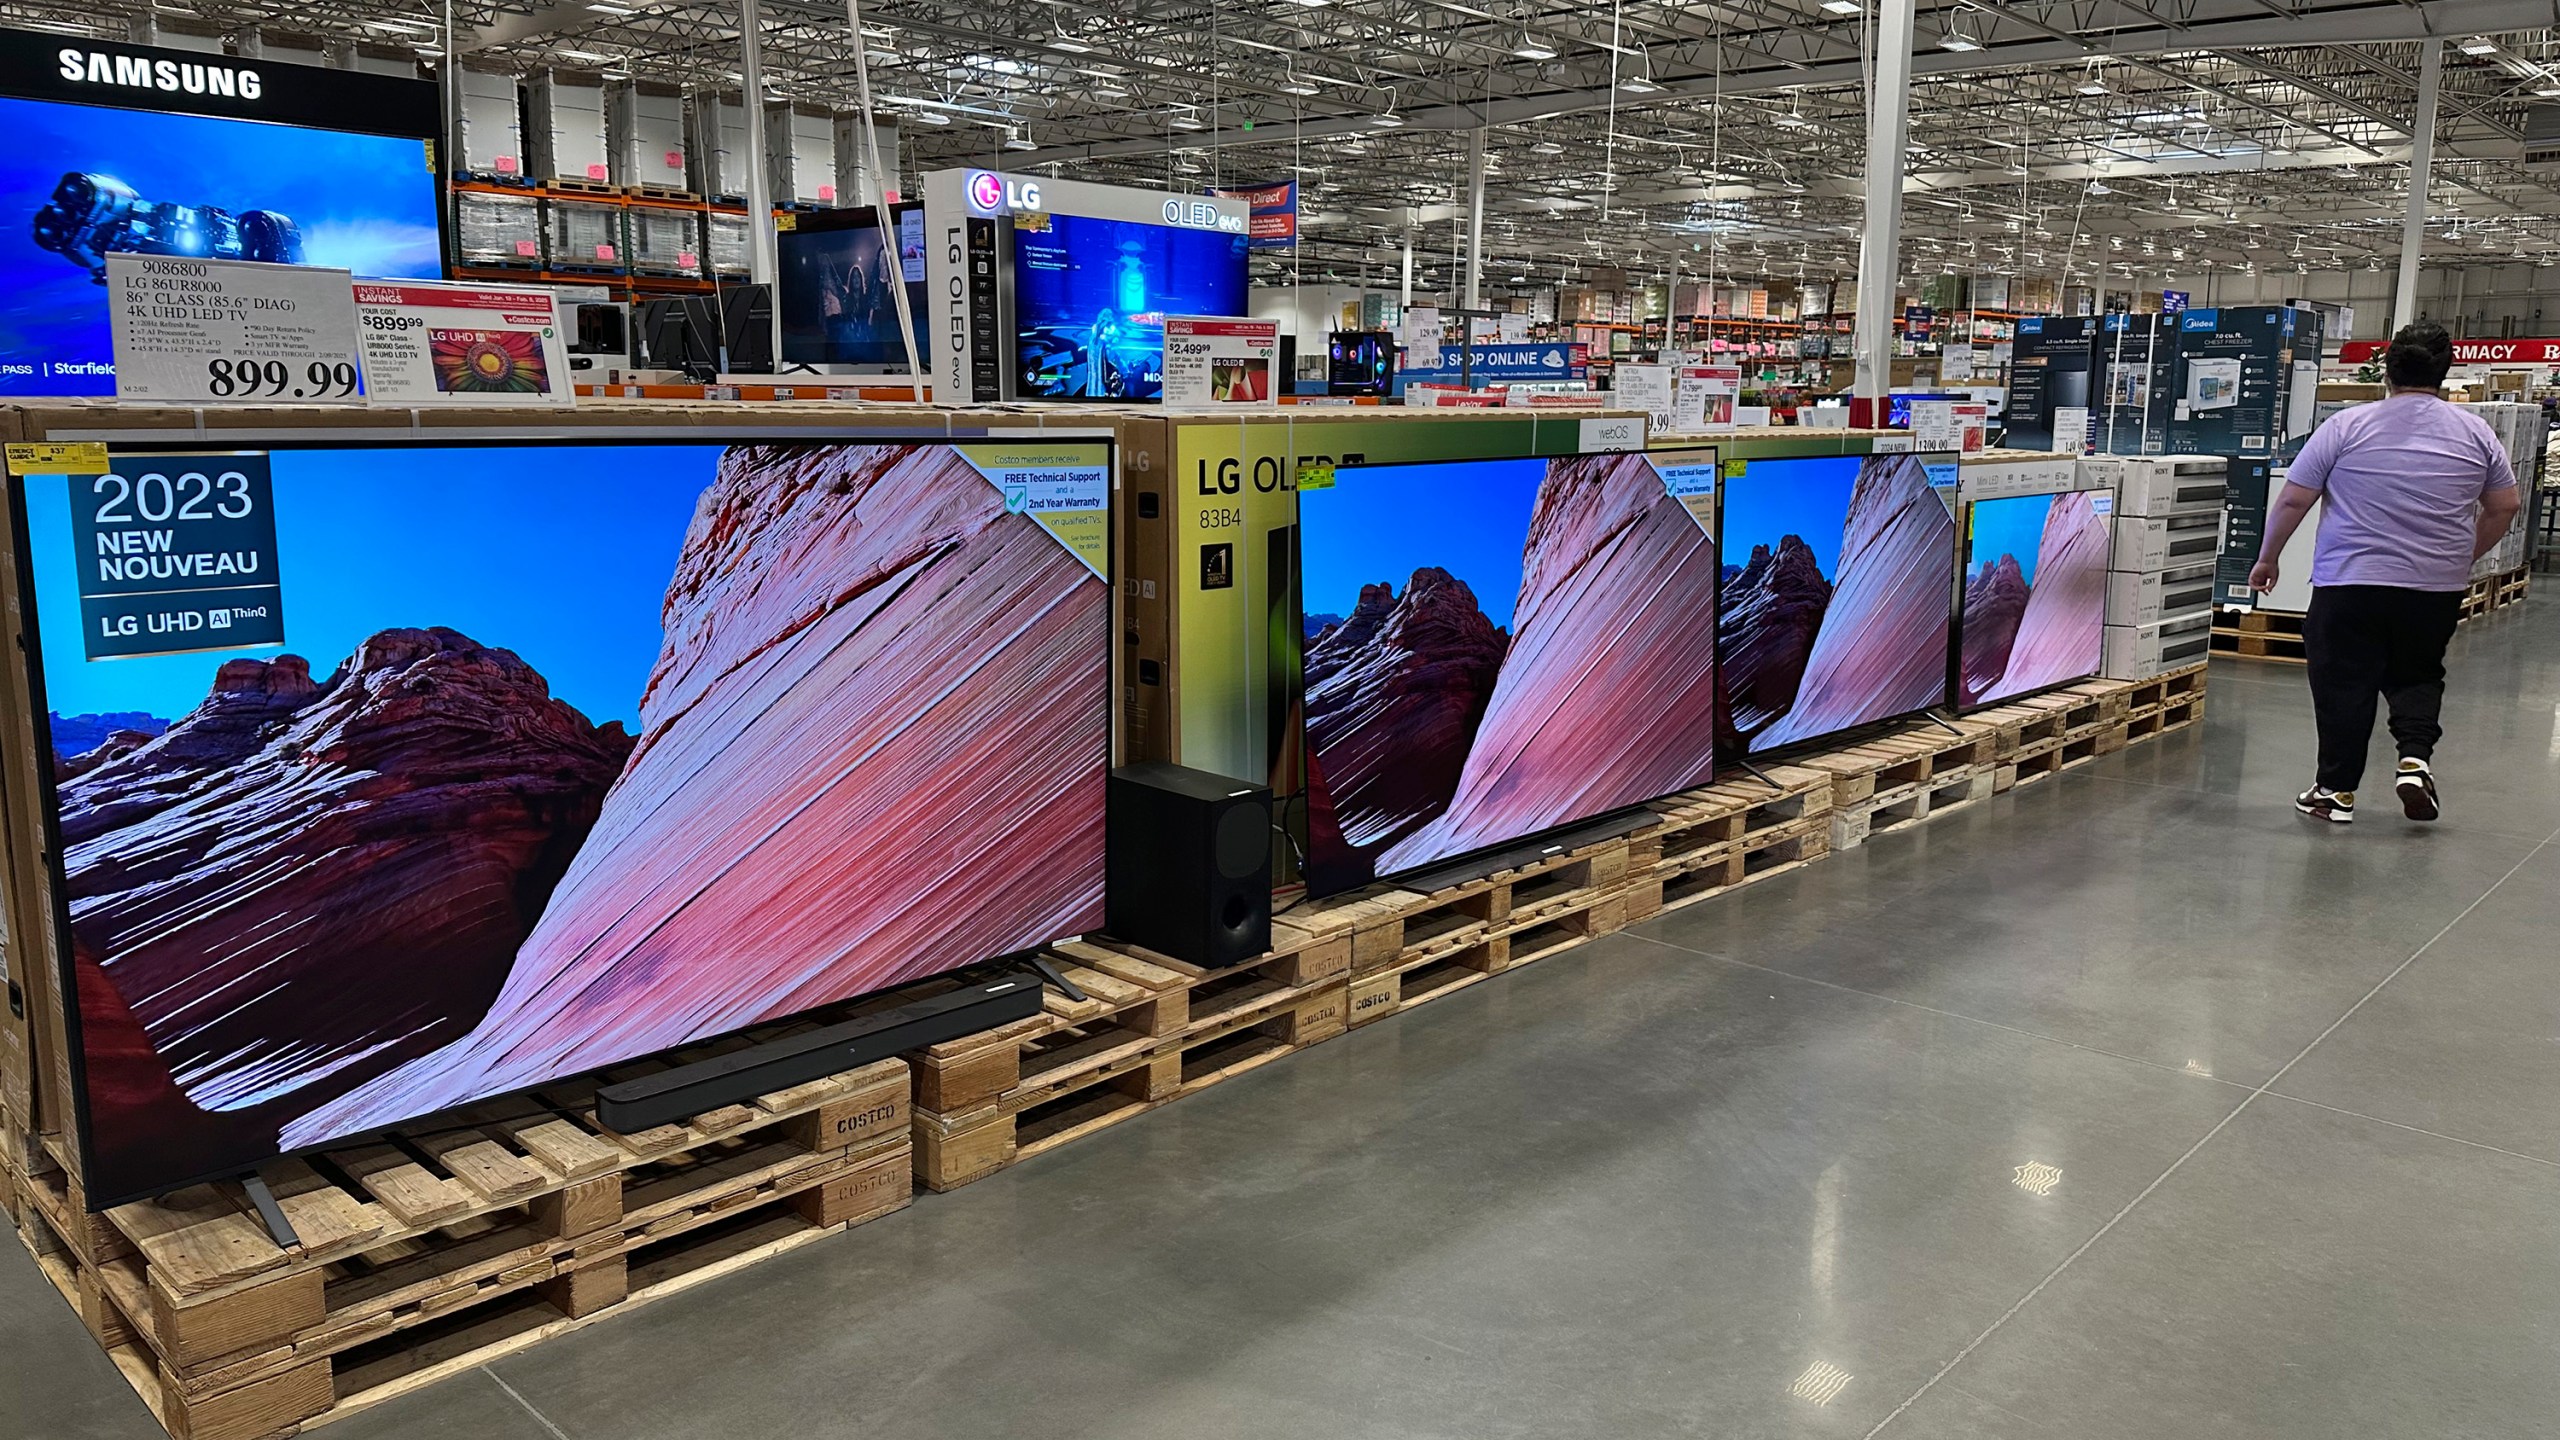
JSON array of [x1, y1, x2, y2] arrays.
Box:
[[57, 47, 263, 100], [967, 172, 1039, 213]]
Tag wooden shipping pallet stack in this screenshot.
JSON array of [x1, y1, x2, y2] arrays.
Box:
[[1622, 766, 1833, 920], [1797, 720, 2005, 852], [3, 1054, 911, 1440], [909, 831, 1639, 1194], [2121, 662, 2211, 742]]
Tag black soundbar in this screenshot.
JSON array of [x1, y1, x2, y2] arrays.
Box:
[[593, 976, 1046, 1133]]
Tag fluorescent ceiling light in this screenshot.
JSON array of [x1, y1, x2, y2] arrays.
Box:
[[558, 49, 612, 62], [1051, 37, 1094, 52], [1372, 112, 1405, 127], [2075, 78, 2109, 95], [586, 2, 637, 12], [1514, 37, 1559, 60], [2458, 36, 2498, 55], [1819, 0, 1861, 13], [913, 111, 951, 124], [1938, 31, 1982, 52], [1170, 116, 1206, 130], [1282, 80, 1320, 95], [1530, 140, 1564, 154], [1620, 75, 1662, 93], [1773, 109, 1809, 127], [1003, 133, 1037, 150], [2538, 84, 2560, 97]]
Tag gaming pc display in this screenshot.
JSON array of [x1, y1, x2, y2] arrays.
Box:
[[11, 435, 1113, 1205], [1012, 213, 1249, 400], [1328, 330, 1396, 396], [1295, 451, 1721, 897], [1717, 453, 1958, 758], [1955, 491, 2109, 710], [0, 29, 444, 396], [776, 204, 929, 372]]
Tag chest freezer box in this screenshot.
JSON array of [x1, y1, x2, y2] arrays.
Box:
[[2087, 454, 2229, 517], [2105, 613, 2215, 680], [2111, 510, 2224, 573], [2107, 560, 2219, 628]]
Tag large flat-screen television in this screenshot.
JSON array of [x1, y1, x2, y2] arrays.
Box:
[[1295, 451, 1721, 898], [10, 434, 1112, 1205], [1955, 490, 2108, 711], [777, 203, 928, 371], [1717, 452, 1957, 758], [1011, 212, 1249, 400], [0, 30, 445, 397]]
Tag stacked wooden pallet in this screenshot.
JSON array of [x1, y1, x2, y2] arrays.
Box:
[[1796, 720, 2004, 852], [4, 1055, 910, 1440], [1623, 766, 1832, 919], [2219, 566, 2531, 660]]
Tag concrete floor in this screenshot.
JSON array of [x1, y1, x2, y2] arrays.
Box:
[[8, 604, 2558, 1440]]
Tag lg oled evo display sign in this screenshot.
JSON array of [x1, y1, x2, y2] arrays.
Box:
[[0, 28, 439, 135]]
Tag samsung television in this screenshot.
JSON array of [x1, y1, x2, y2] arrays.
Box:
[[1955, 490, 2108, 711], [1012, 212, 1249, 400], [0, 30, 445, 397], [9, 434, 1113, 1205], [776, 203, 929, 371], [1295, 450, 1721, 898], [1717, 452, 1957, 758]]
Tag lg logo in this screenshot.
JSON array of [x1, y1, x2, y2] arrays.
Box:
[[967, 172, 1041, 213]]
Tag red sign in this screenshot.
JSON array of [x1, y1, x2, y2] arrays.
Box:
[[1208, 179, 1296, 248], [2338, 338, 2560, 364]]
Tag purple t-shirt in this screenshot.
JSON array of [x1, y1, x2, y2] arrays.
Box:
[[2286, 394, 2517, 592]]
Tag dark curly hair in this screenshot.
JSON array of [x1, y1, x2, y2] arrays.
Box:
[[2384, 321, 2454, 390]]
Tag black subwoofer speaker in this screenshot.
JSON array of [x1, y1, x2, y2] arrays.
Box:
[[1106, 762, 1273, 969]]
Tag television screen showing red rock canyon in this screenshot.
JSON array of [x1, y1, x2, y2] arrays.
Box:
[[17, 438, 1113, 1204], [1296, 452, 1721, 898]]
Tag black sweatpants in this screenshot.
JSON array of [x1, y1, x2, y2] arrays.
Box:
[[2302, 584, 2464, 794]]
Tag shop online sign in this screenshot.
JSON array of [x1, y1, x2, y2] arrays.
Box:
[[1396, 342, 1589, 392]]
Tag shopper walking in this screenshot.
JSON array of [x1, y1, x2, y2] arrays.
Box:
[[2248, 322, 2521, 824]]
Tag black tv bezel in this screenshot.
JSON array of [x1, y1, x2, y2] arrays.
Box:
[[7, 429, 1116, 1209], [1004, 210, 1253, 405], [1716, 449, 1961, 763], [775, 201, 928, 370], [1948, 488, 2106, 717], [1292, 448, 1724, 902]]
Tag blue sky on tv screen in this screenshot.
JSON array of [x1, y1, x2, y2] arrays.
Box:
[[0, 95, 441, 397], [1299, 457, 1545, 632], [1967, 492, 2056, 587], [1718, 454, 1862, 579], [26, 446, 719, 727]]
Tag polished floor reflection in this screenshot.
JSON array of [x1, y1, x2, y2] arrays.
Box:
[[8, 605, 2557, 1440]]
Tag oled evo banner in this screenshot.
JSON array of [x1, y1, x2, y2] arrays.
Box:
[[10, 435, 1111, 1204], [1956, 491, 2108, 710], [1294, 450, 1721, 897], [1716, 452, 1959, 758], [0, 28, 444, 397]]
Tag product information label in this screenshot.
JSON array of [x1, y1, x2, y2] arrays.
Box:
[[958, 442, 1110, 578], [107, 256, 361, 403], [1674, 365, 1742, 433], [1160, 316, 1280, 408], [1613, 364, 1675, 434], [65, 451, 284, 660], [353, 280, 573, 406]]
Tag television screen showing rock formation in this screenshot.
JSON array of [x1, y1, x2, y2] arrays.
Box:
[[1296, 453, 1720, 898], [1717, 453, 1957, 757], [14, 438, 1113, 1205], [1957, 491, 2108, 711]]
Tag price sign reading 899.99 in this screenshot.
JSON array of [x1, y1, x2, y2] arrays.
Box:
[[107, 255, 364, 405], [65, 452, 286, 660]]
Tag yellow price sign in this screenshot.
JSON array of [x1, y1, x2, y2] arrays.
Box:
[[5, 442, 109, 475]]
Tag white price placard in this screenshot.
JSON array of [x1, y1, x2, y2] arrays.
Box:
[[1942, 344, 1975, 382], [1613, 364, 1675, 434], [2054, 405, 2094, 455], [1160, 316, 1281, 408], [1674, 365, 1742, 432], [108, 256, 362, 404], [1404, 307, 1444, 370], [352, 280, 574, 406], [1909, 398, 1961, 451]]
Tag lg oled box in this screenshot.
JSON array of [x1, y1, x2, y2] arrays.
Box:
[[777, 204, 929, 372], [0, 30, 445, 396], [1012, 212, 1249, 400], [1717, 453, 1958, 758], [1955, 491, 2108, 711], [11, 435, 1113, 1204], [1295, 450, 1722, 898]]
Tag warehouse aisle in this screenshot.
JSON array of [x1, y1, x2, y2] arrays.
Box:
[[8, 604, 2557, 1440]]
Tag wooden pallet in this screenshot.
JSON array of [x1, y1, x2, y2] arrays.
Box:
[[5, 1056, 911, 1440], [1789, 717, 2003, 851], [909, 834, 1637, 1193], [543, 176, 621, 198], [1624, 766, 1833, 919], [624, 183, 702, 203]]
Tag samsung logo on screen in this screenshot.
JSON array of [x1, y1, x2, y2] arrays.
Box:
[[56, 47, 263, 100]]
